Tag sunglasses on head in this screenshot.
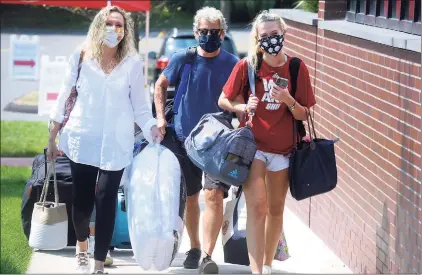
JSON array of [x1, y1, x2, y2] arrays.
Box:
[[197, 28, 222, 36]]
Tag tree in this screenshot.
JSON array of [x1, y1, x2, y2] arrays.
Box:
[[130, 12, 140, 51], [52, 6, 97, 21], [294, 0, 319, 13], [220, 0, 231, 26], [53, 6, 142, 51]]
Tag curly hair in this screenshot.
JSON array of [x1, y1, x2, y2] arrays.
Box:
[[85, 5, 136, 63], [193, 6, 228, 33]]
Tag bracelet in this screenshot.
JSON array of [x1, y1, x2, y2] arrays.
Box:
[[288, 100, 296, 111]]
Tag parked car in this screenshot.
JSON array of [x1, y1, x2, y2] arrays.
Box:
[[148, 28, 243, 99]]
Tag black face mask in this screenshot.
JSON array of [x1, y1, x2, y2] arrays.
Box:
[[198, 34, 221, 53], [259, 34, 284, 56]]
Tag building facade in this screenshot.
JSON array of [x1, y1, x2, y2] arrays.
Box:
[[272, 0, 421, 273]]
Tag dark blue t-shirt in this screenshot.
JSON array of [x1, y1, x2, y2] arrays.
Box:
[[163, 48, 239, 141]]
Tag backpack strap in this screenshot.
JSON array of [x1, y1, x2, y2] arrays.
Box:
[[289, 57, 301, 99], [288, 57, 307, 140], [173, 46, 197, 115]]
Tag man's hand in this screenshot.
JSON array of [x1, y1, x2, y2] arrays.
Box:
[[154, 74, 170, 137], [151, 125, 164, 144], [156, 118, 167, 136]]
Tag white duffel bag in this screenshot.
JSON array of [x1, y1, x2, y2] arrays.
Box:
[[125, 143, 186, 271], [29, 161, 68, 250]]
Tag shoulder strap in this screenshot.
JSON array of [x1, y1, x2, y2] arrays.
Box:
[[173, 47, 197, 115], [75, 49, 85, 87], [288, 56, 306, 140], [288, 57, 301, 98], [185, 46, 197, 64]]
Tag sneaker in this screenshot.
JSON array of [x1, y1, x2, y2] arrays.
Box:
[[88, 235, 95, 255], [199, 255, 218, 274], [92, 270, 108, 274], [76, 252, 91, 273], [104, 251, 113, 266], [262, 265, 272, 274], [183, 248, 201, 269]]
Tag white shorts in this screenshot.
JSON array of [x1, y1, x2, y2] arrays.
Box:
[[254, 150, 290, 172]]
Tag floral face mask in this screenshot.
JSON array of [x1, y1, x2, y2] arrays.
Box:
[[259, 34, 284, 56]]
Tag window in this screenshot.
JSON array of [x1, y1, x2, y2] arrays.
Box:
[[346, 0, 421, 35], [415, 0, 421, 21]]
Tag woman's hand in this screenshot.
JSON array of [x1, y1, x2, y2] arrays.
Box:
[[47, 139, 59, 161], [246, 96, 259, 113], [270, 85, 291, 103], [150, 125, 164, 144]]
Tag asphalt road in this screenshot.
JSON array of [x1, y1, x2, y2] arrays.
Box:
[[0, 29, 249, 121]]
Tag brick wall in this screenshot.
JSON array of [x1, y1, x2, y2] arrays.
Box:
[[281, 1, 421, 274]]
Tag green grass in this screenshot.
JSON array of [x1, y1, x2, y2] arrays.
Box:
[[1, 166, 33, 274], [1, 121, 49, 157]]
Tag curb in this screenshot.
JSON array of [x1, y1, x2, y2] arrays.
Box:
[[1, 157, 34, 167], [3, 102, 38, 114]]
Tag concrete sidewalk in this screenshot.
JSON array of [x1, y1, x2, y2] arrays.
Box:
[[26, 190, 351, 274], [1, 157, 34, 167]]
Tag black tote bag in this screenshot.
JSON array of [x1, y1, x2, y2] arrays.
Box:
[[289, 109, 339, 201]]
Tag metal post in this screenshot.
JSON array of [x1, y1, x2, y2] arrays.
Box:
[[144, 10, 150, 87]]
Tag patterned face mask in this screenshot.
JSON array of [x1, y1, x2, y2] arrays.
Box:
[[103, 25, 125, 48], [259, 34, 284, 56]]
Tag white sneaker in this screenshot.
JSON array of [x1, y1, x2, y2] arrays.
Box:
[[104, 251, 113, 266], [88, 236, 95, 255], [76, 252, 91, 273], [262, 265, 272, 274]]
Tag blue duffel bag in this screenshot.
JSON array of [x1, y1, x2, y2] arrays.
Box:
[[184, 111, 256, 187]]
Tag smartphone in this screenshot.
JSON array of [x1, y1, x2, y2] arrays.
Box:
[[273, 73, 289, 88]]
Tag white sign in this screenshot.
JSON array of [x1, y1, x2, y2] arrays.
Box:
[[38, 55, 68, 116], [9, 34, 40, 80]]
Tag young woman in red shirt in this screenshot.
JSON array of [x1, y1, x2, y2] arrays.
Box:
[[219, 10, 316, 274]]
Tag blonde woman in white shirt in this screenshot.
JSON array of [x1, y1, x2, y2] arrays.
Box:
[[47, 6, 162, 274]]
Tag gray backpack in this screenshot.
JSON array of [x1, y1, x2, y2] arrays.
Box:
[[184, 62, 257, 186]]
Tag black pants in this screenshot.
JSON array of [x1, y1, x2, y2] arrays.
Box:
[[69, 160, 124, 262]]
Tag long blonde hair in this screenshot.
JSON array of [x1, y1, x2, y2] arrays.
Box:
[[247, 11, 287, 70], [85, 5, 135, 63]]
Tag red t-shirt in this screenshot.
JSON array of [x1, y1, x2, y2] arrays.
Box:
[[222, 56, 316, 155]]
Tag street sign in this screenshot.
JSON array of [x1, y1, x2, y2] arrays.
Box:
[[9, 34, 40, 80], [38, 55, 68, 116]]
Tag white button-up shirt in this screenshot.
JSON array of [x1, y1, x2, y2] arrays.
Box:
[[50, 48, 156, 171]]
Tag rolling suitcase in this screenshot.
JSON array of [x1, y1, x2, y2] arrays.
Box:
[[110, 188, 131, 250]]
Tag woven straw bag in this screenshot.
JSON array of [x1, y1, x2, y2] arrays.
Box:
[[28, 161, 68, 250]]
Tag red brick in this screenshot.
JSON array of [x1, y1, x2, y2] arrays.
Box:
[[284, 20, 421, 274]]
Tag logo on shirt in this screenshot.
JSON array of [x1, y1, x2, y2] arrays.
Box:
[[261, 78, 281, 111]]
